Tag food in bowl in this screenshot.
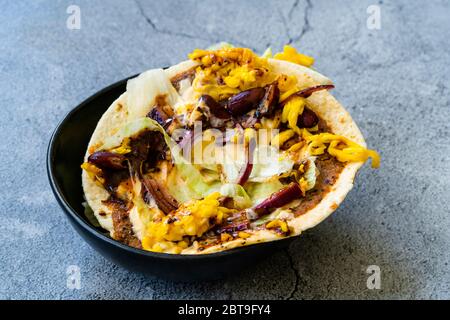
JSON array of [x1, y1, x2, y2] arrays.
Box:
[[81, 44, 380, 254]]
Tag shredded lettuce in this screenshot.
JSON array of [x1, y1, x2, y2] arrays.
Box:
[[219, 183, 252, 209], [102, 118, 215, 199], [166, 167, 197, 203], [261, 47, 273, 59], [101, 117, 160, 150], [207, 42, 234, 50], [249, 145, 294, 182], [218, 144, 294, 183], [245, 179, 285, 205], [164, 135, 215, 198], [303, 157, 317, 191], [126, 69, 182, 120], [129, 178, 158, 239]]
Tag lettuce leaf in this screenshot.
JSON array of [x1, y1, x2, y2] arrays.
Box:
[[303, 157, 317, 191], [245, 179, 285, 205], [261, 47, 273, 58], [219, 183, 252, 209], [218, 144, 294, 183], [126, 69, 182, 120], [207, 42, 234, 50], [102, 118, 215, 199], [249, 145, 294, 182]]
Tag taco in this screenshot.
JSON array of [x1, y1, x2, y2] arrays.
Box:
[[81, 44, 380, 254]]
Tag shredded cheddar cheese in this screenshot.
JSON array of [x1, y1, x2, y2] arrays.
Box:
[[281, 96, 306, 134], [189, 47, 275, 101], [238, 231, 251, 239], [274, 45, 315, 67], [266, 219, 289, 233], [111, 137, 131, 155], [220, 233, 233, 242], [307, 133, 381, 168], [142, 192, 236, 253], [287, 141, 304, 153], [81, 162, 104, 185], [277, 74, 299, 102], [271, 129, 295, 148], [298, 177, 309, 194]]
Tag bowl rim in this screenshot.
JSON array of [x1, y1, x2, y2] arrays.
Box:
[[47, 74, 291, 260]]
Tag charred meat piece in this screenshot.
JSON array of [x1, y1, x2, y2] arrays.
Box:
[[170, 67, 196, 92], [141, 176, 179, 214], [226, 87, 265, 116], [88, 151, 127, 170], [297, 107, 319, 128], [254, 183, 303, 216], [103, 197, 141, 249], [255, 83, 280, 118], [127, 131, 166, 170], [102, 170, 130, 195], [234, 113, 259, 129]]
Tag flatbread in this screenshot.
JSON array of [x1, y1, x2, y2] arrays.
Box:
[[82, 59, 366, 253]]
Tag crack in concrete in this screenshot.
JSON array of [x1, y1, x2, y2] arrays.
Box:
[[289, 0, 313, 44], [288, 0, 300, 19], [278, 9, 292, 44], [279, 0, 313, 45], [278, 0, 299, 44], [134, 0, 207, 40], [134, 0, 258, 51], [284, 247, 300, 300]]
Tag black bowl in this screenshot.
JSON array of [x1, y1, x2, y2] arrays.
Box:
[[47, 75, 295, 282]]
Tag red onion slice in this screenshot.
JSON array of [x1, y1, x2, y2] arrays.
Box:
[[237, 138, 256, 185], [253, 183, 303, 216], [281, 84, 335, 107], [88, 151, 127, 170]]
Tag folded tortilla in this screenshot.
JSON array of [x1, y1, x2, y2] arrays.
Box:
[[82, 49, 372, 254]]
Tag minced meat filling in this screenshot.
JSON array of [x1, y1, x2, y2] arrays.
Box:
[[103, 197, 141, 249], [293, 154, 344, 217]]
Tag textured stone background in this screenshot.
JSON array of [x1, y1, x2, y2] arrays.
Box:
[[1, 0, 449, 299]]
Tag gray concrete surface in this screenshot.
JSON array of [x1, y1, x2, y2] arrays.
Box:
[[1, 0, 449, 299]]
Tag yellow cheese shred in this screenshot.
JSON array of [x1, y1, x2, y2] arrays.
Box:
[[274, 45, 315, 67], [142, 192, 236, 253], [189, 47, 274, 101], [266, 219, 289, 233], [271, 129, 295, 148], [110, 137, 131, 154], [307, 133, 380, 168], [81, 162, 104, 185], [281, 96, 306, 134]]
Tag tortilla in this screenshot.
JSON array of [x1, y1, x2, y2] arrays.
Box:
[[82, 46, 377, 254]]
